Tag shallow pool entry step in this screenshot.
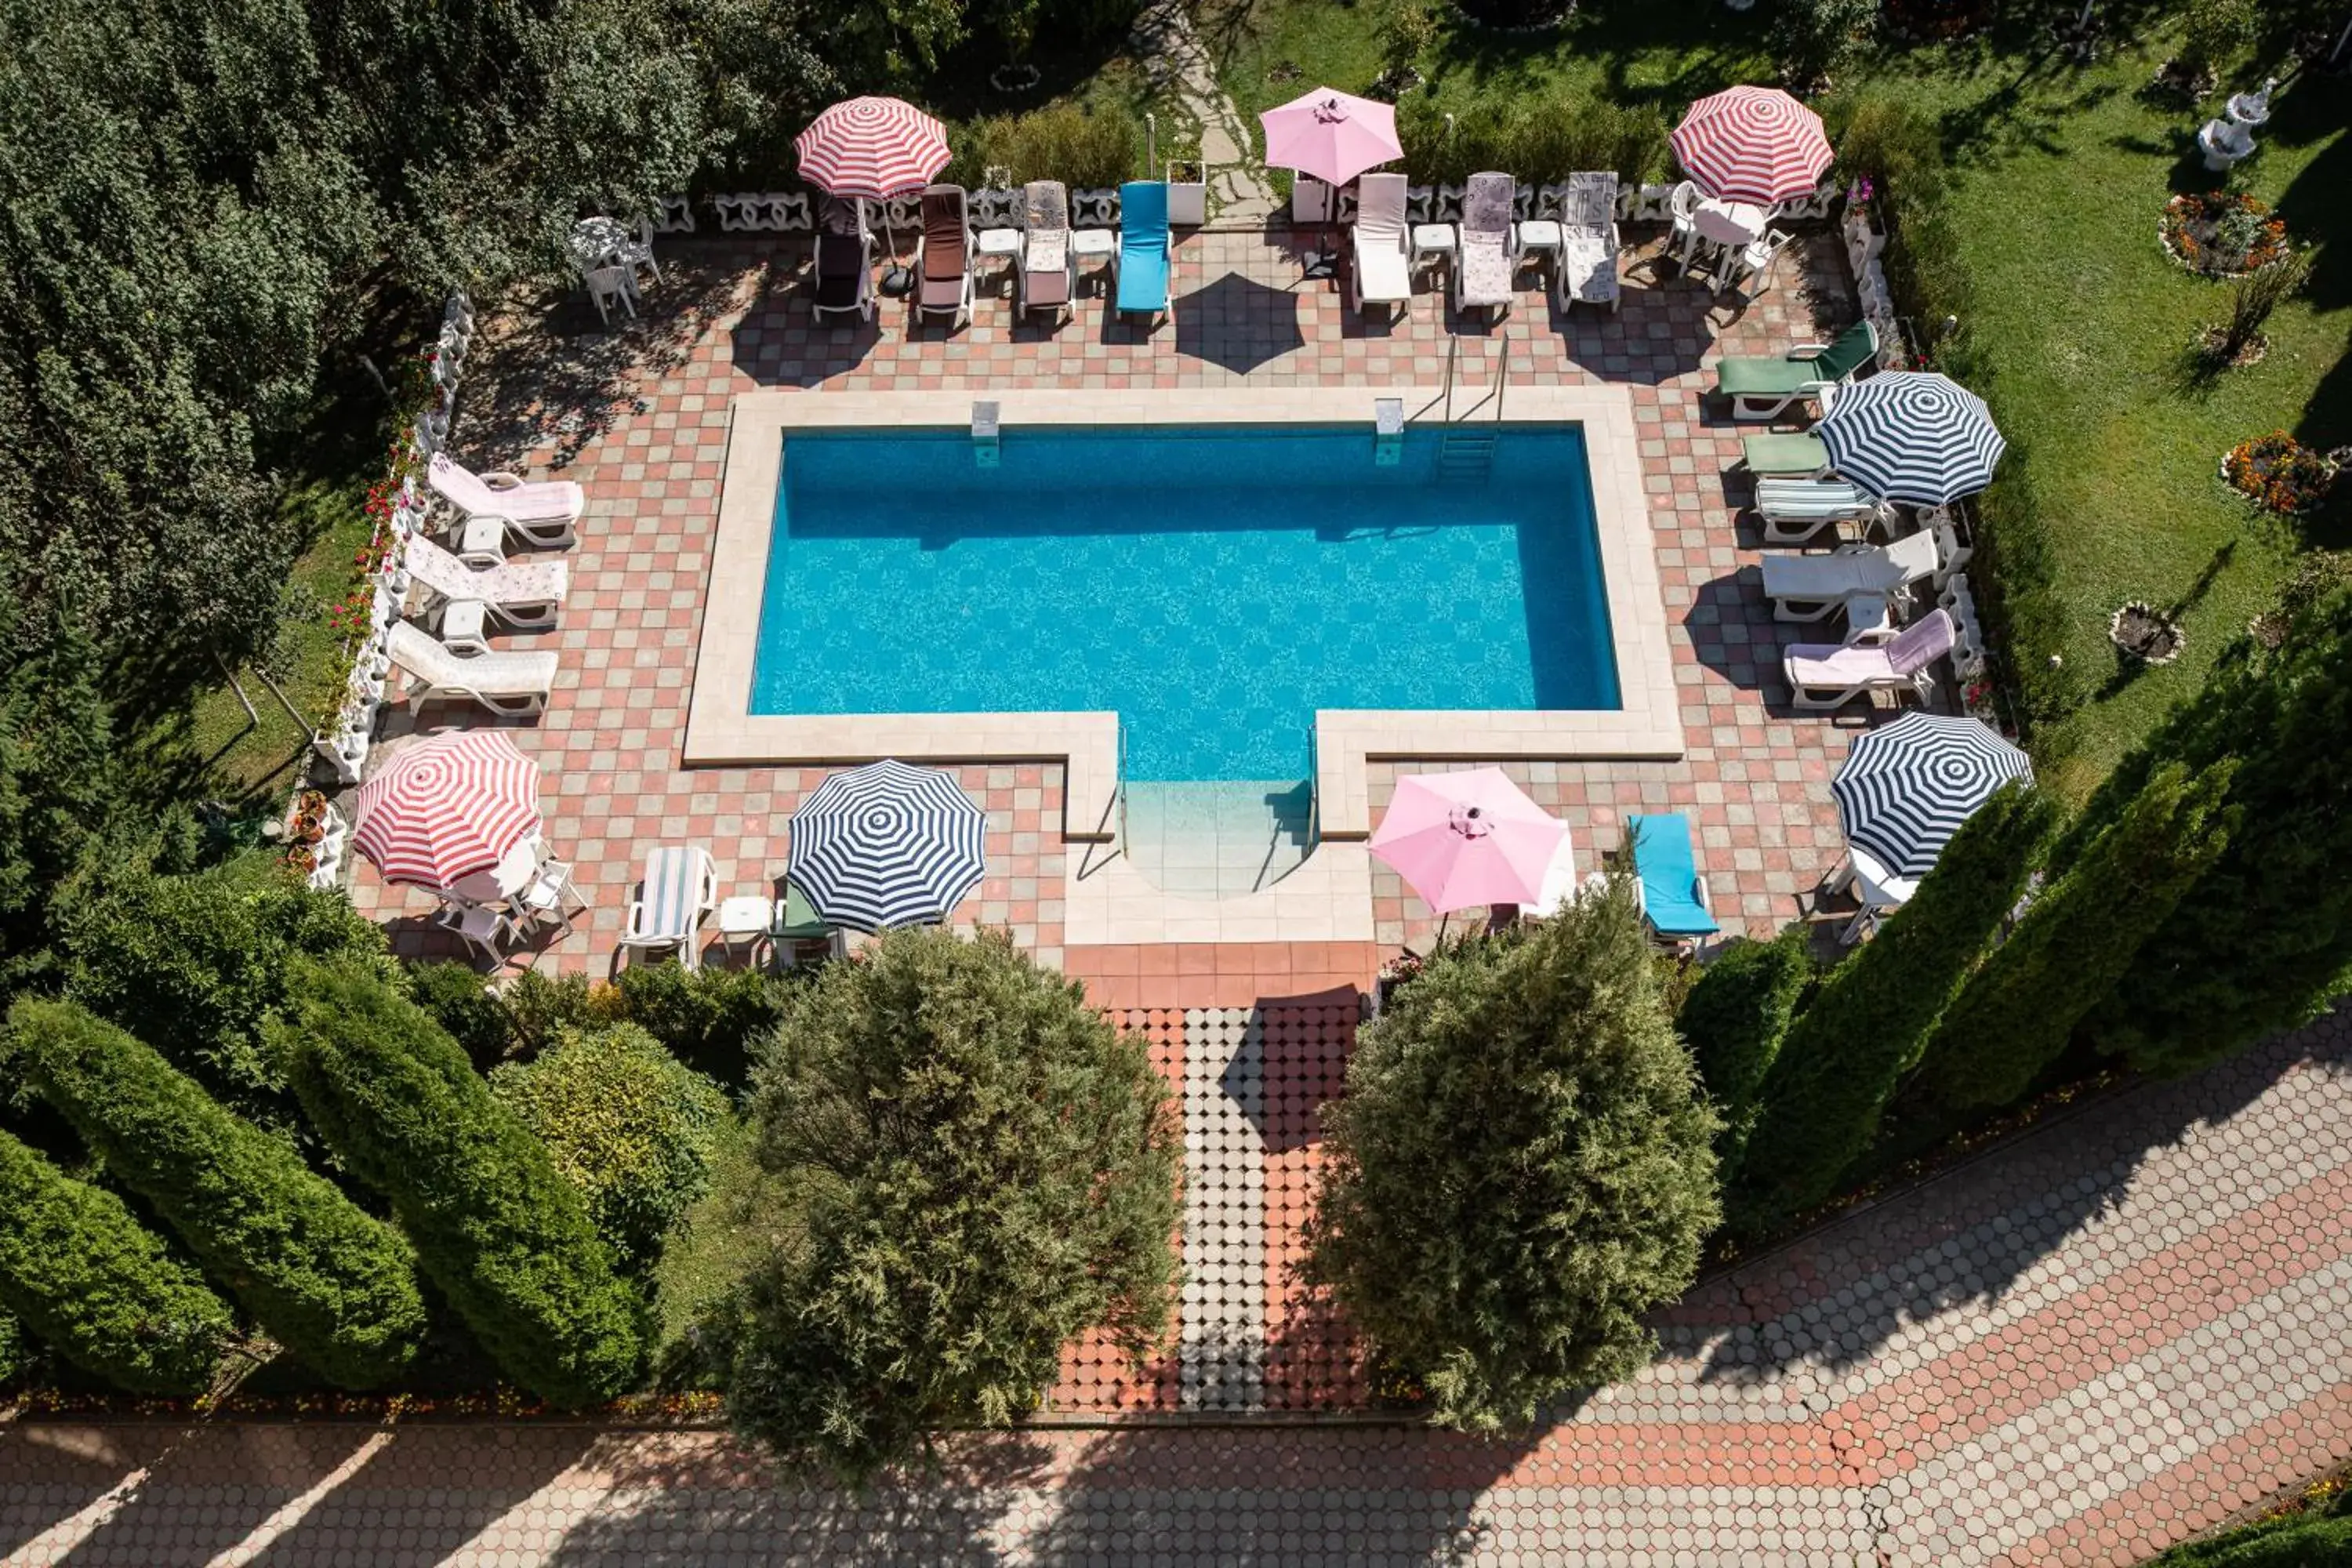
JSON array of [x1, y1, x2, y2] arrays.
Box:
[[1122, 779, 1314, 901]]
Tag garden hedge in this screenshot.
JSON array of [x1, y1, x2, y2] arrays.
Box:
[[1736, 783, 2060, 1229], [1913, 761, 2235, 1112], [10, 996, 430, 1388], [0, 1127, 234, 1394], [1308, 884, 1721, 1435], [1675, 926, 1813, 1181], [275, 955, 645, 1406]]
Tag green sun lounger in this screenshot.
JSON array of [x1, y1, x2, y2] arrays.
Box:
[[1713, 321, 1880, 420], [1741, 432, 1832, 478]]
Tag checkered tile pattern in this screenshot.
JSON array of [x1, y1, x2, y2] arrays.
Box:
[[9, 1014, 2349, 1566], [347, 223, 1878, 969]]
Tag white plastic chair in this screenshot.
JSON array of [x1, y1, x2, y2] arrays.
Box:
[[1726, 227, 1797, 297], [434, 900, 519, 967], [516, 855, 586, 938], [616, 221, 660, 289], [586, 266, 637, 325], [1669, 180, 1701, 267]]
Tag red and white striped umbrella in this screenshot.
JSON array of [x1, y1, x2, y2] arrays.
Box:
[[794, 96, 953, 200], [351, 731, 542, 891], [1669, 86, 1835, 205]]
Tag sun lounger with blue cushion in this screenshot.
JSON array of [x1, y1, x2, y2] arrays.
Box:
[[1628, 813, 1719, 943], [1116, 180, 1171, 326]]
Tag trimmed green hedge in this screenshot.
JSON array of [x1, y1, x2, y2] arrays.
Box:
[[11, 996, 430, 1388], [275, 956, 645, 1407], [1676, 927, 1813, 1182], [1735, 784, 2060, 1229], [0, 1127, 234, 1394]]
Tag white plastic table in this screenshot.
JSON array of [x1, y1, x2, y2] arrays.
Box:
[[975, 227, 1022, 292], [1410, 223, 1457, 281], [1681, 198, 1766, 267], [1836, 841, 1918, 943], [717, 895, 775, 959], [568, 217, 630, 273], [1513, 217, 1564, 281], [1070, 228, 1117, 294]]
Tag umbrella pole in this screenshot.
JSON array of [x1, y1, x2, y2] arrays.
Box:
[[878, 198, 913, 297], [1435, 909, 1450, 947]]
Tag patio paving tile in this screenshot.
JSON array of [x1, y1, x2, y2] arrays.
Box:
[[5, 1010, 2347, 1566]]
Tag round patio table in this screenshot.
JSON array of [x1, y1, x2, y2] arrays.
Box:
[[568, 217, 630, 274], [1681, 198, 1766, 268]]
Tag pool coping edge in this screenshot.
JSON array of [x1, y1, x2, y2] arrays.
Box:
[[685, 386, 1684, 845]]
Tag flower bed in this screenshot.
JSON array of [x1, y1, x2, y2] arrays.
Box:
[[2161, 191, 2290, 279], [2222, 431, 2342, 515]]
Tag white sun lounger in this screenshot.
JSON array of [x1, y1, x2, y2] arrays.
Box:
[[403, 535, 568, 631], [1759, 528, 1942, 622], [621, 844, 718, 969], [1783, 608, 1956, 710], [387, 621, 559, 717], [1454, 172, 1516, 320], [427, 453, 583, 550], [1352, 172, 1412, 318], [1755, 478, 1892, 546]]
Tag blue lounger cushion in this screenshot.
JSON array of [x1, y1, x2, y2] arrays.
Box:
[[1629, 813, 1719, 938], [1116, 180, 1170, 314]]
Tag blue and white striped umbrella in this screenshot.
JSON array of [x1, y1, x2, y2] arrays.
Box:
[[1817, 372, 2006, 506], [1831, 713, 2033, 880], [787, 760, 986, 931]]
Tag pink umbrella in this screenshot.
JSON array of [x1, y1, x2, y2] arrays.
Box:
[[1258, 89, 1403, 187], [351, 731, 541, 891], [1669, 85, 1835, 205], [1370, 769, 1567, 916]]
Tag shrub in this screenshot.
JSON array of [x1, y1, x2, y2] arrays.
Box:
[[0, 1127, 234, 1394], [1771, 0, 1880, 88], [499, 967, 609, 1056], [1735, 784, 2061, 1229], [728, 927, 1179, 1481], [1377, 0, 1439, 88], [1396, 92, 1668, 187], [2075, 590, 2352, 1076], [612, 962, 785, 1090], [2210, 249, 2308, 365], [1676, 927, 1813, 1181], [2147, 1508, 2352, 1565], [60, 851, 395, 1123], [1307, 887, 1721, 1435], [0, 1309, 21, 1384], [1911, 763, 2235, 1113], [949, 102, 1139, 191], [408, 960, 517, 1070], [491, 1023, 731, 1272], [0, 619, 117, 989], [2177, 0, 2256, 74], [10, 998, 432, 1388], [274, 955, 645, 1406]]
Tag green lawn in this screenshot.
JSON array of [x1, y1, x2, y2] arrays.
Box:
[[1208, 0, 2349, 799]]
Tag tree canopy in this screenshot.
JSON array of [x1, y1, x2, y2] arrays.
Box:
[[728, 926, 1179, 1481], [1305, 886, 1722, 1435]]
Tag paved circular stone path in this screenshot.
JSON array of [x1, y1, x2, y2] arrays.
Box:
[[5, 1014, 2349, 1566]]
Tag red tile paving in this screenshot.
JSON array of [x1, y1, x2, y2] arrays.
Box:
[[6, 1016, 2348, 1565]]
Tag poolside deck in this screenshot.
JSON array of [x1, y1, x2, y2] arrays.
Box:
[[354, 222, 1875, 968]]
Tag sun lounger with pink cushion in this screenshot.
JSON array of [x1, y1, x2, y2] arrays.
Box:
[[427, 452, 583, 549], [403, 534, 568, 631], [1782, 608, 1955, 710]]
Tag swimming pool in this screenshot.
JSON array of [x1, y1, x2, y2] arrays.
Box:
[[751, 423, 1620, 783]]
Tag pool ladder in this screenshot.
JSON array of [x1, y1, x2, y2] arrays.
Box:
[[1435, 334, 1506, 483]]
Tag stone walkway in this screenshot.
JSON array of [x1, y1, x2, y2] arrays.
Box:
[[1129, 0, 1276, 223], [8, 1013, 2349, 1567]]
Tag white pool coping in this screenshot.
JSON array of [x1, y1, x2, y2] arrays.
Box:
[[686, 386, 1683, 848]]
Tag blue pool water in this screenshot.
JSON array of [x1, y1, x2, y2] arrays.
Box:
[[752, 424, 1620, 782]]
